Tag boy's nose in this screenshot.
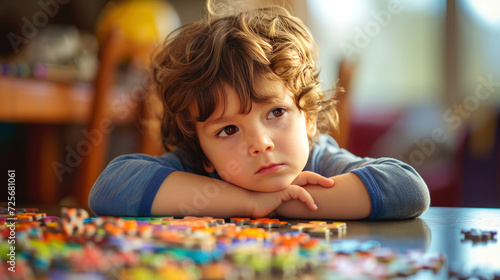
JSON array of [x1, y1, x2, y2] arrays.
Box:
[[248, 133, 275, 156]]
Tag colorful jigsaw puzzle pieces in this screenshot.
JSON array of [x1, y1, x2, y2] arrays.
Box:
[[0, 207, 450, 279], [325, 241, 446, 278]]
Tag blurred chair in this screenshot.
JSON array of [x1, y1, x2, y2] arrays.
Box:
[[427, 109, 500, 207], [72, 28, 137, 207], [70, 0, 179, 206], [331, 59, 356, 148], [424, 128, 466, 207], [461, 109, 500, 207]]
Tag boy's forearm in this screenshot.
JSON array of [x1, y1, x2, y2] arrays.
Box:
[[151, 171, 253, 218], [275, 173, 371, 220]]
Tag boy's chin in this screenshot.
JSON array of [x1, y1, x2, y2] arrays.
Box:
[[237, 182, 289, 193]]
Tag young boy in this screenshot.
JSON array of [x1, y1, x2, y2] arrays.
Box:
[[89, 3, 430, 220]]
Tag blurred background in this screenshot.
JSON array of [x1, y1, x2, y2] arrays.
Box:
[[0, 0, 499, 208]]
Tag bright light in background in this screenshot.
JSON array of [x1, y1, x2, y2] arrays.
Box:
[[306, 0, 374, 53], [464, 0, 500, 24], [307, 0, 366, 26], [307, 0, 446, 108], [306, 0, 372, 89]]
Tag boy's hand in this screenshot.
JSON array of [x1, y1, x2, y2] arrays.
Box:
[[248, 172, 334, 217], [250, 185, 318, 217], [292, 171, 335, 188]]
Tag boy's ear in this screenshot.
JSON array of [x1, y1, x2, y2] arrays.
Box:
[[306, 118, 317, 138], [204, 161, 215, 173]]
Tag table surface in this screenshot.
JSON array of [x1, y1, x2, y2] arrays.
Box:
[[336, 206, 500, 278], [8, 205, 500, 278]]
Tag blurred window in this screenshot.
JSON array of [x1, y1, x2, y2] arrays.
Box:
[[307, 0, 446, 111]]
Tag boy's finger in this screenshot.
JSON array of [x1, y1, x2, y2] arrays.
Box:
[[308, 202, 318, 211], [297, 188, 318, 211], [282, 186, 317, 211], [305, 175, 334, 187], [294, 173, 334, 188], [318, 177, 335, 188]]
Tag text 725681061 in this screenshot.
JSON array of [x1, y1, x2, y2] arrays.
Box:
[[7, 170, 16, 272]]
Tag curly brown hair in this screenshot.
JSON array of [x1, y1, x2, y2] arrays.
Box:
[[149, 1, 338, 174]]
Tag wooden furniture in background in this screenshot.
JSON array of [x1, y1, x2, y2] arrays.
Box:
[[73, 28, 164, 207], [72, 29, 123, 207], [0, 75, 135, 205], [331, 59, 356, 149]]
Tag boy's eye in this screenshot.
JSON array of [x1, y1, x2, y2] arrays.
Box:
[[217, 125, 238, 137], [267, 108, 286, 119]]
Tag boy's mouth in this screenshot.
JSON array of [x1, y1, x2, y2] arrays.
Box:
[[256, 163, 284, 175]]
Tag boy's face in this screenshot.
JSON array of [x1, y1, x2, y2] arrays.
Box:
[[195, 76, 316, 192]]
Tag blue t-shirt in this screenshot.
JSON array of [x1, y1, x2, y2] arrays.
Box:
[[89, 134, 430, 219]]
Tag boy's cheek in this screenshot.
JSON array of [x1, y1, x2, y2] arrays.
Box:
[[225, 160, 243, 177], [217, 160, 244, 182]]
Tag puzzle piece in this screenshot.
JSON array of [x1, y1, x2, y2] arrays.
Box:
[[230, 217, 288, 228], [461, 228, 498, 243], [331, 240, 380, 255], [326, 242, 446, 278], [61, 207, 89, 236], [2, 212, 47, 222], [290, 221, 346, 237], [250, 218, 288, 228], [230, 217, 250, 225], [448, 264, 500, 280], [403, 249, 446, 274], [90, 216, 142, 238]]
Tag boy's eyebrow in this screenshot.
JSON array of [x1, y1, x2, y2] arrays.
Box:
[[200, 92, 289, 129], [202, 115, 235, 129]]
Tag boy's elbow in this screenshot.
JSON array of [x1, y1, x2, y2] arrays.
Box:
[[88, 181, 106, 216], [398, 161, 431, 218], [88, 174, 119, 216], [413, 177, 431, 217], [398, 174, 430, 219]]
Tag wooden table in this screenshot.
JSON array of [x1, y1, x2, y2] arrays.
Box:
[[334, 207, 500, 278], [422, 207, 500, 277]]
